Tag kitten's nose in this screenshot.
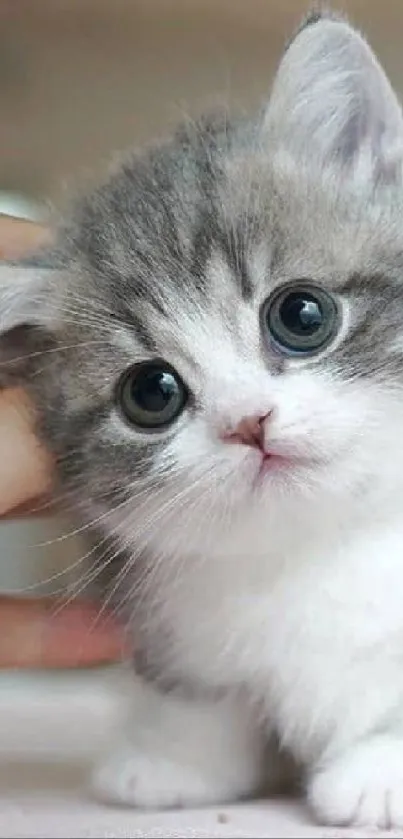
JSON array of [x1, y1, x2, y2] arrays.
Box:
[[224, 412, 271, 452]]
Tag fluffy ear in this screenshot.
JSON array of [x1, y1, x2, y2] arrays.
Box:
[[0, 263, 57, 388], [264, 11, 403, 188]]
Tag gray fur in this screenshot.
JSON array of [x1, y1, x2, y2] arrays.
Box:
[[2, 9, 403, 695]]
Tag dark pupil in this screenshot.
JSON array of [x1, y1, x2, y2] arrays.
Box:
[[133, 370, 177, 413], [279, 292, 323, 336]]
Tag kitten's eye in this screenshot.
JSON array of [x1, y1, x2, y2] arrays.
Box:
[[117, 361, 187, 429], [263, 282, 339, 356]]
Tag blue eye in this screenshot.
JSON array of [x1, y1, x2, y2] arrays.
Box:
[[118, 361, 188, 429], [263, 282, 340, 356]]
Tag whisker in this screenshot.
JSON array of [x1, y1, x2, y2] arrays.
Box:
[[106, 465, 219, 622]]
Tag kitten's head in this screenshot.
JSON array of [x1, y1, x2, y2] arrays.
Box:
[[3, 11, 403, 557]]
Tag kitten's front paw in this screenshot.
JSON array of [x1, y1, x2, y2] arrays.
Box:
[[308, 736, 403, 829], [92, 747, 229, 810]]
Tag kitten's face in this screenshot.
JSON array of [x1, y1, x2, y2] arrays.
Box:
[[4, 12, 403, 558]]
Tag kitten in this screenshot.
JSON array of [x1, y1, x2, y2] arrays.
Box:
[[3, 8, 403, 829]]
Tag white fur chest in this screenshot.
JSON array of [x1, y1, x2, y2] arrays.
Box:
[[149, 512, 403, 764]]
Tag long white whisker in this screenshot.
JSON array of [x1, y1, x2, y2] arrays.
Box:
[[108, 465, 219, 621]]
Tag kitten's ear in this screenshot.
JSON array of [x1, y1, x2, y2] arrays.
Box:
[[0, 263, 57, 388], [264, 11, 403, 188]]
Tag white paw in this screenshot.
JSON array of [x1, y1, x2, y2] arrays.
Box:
[[308, 737, 403, 829], [92, 747, 227, 809]]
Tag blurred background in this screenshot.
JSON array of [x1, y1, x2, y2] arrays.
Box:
[[0, 0, 402, 595]]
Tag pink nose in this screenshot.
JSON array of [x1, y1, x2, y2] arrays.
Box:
[[224, 412, 271, 452]]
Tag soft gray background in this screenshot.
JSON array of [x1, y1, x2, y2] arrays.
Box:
[[1, 0, 402, 591], [3, 0, 403, 202]]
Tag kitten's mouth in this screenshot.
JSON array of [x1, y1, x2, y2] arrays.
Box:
[[258, 452, 289, 476], [253, 450, 311, 488]]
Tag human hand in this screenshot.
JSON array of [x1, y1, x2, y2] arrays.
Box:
[[0, 215, 125, 669]]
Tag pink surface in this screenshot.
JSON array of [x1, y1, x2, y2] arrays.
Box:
[[0, 670, 399, 839]]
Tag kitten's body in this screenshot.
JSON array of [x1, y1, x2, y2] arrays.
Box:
[[3, 9, 403, 828]]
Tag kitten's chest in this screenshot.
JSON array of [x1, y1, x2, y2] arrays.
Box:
[[157, 553, 313, 685], [143, 521, 403, 759], [144, 520, 326, 697]]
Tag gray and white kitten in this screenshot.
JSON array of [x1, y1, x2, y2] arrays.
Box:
[[3, 10, 403, 829]]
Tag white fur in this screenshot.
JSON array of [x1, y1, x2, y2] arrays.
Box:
[[309, 737, 403, 829], [95, 241, 403, 819], [95, 496, 403, 826], [97, 288, 403, 826], [88, 15, 403, 829], [92, 680, 266, 808]]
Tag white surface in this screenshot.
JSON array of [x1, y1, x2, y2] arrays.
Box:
[[0, 667, 397, 839]]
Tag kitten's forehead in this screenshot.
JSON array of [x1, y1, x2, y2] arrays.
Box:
[[107, 252, 264, 378], [60, 113, 403, 369], [223, 148, 403, 291]]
